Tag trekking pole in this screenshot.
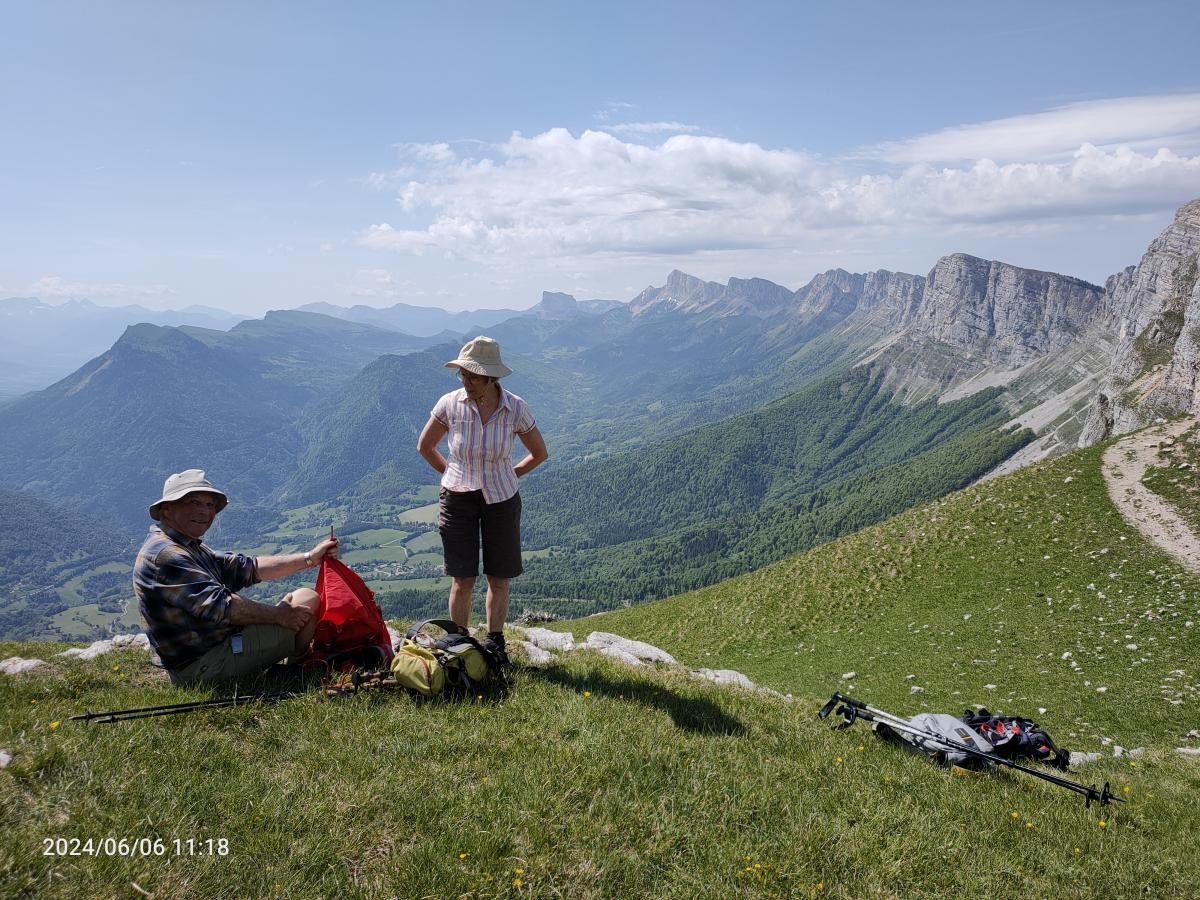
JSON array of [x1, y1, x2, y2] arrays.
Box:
[[71, 691, 297, 724], [819, 692, 1124, 807]]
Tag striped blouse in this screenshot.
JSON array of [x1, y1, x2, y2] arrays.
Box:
[[431, 386, 536, 503]]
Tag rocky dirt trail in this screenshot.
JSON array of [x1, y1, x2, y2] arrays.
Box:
[[1101, 418, 1200, 573]]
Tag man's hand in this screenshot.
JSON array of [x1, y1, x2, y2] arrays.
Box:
[[309, 535, 340, 564], [275, 601, 314, 633]]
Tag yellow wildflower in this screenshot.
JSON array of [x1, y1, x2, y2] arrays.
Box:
[[458, 853, 468, 860], [583, 691, 592, 697], [1025, 822, 1033, 829], [835, 757, 843, 764], [1010, 811, 1020, 819], [513, 878, 522, 887], [50, 721, 60, 729], [1098, 820, 1107, 828]]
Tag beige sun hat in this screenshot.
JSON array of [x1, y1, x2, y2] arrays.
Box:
[[444, 335, 513, 378], [149, 469, 229, 520]]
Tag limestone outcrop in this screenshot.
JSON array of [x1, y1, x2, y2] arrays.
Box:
[[1079, 199, 1200, 444]]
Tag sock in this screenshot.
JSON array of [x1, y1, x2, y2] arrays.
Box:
[[487, 631, 505, 647]]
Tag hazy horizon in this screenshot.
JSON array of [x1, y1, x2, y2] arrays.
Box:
[[4, 1, 1200, 317]]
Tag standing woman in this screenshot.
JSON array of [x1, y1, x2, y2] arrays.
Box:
[[417, 336, 549, 663]]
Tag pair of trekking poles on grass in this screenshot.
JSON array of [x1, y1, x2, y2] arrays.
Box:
[[71, 682, 1122, 807], [818, 691, 1123, 807]]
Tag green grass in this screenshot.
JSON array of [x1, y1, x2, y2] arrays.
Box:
[[405, 531, 443, 553], [0, 646, 1189, 899], [3, 439, 1200, 896], [398, 502, 440, 525], [576, 444, 1200, 748], [1141, 421, 1200, 534]]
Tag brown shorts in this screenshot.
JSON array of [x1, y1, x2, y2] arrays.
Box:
[[438, 488, 523, 578], [169, 624, 296, 685]]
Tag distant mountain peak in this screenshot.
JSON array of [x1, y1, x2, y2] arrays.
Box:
[[630, 270, 792, 320]]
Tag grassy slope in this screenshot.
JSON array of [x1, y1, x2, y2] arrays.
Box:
[[584, 444, 1199, 745], [2, 442, 1199, 898]]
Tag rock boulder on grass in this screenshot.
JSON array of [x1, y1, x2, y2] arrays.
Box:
[[691, 668, 757, 691], [0, 657, 47, 675], [523, 627, 575, 652], [582, 632, 676, 665]]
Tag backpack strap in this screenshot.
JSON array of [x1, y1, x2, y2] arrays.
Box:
[[405, 618, 469, 641], [406, 619, 502, 673]]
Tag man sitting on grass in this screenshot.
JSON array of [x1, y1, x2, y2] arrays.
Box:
[[133, 469, 339, 685]]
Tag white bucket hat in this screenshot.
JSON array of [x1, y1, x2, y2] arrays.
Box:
[[444, 335, 512, 378], [149, 469, 229, 520]]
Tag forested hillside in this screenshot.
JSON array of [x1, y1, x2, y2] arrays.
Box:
[[0, 490, 136, 639], [515, 369, 1031, 607]]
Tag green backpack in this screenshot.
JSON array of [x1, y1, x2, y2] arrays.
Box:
[[390, 619, 501, 697]]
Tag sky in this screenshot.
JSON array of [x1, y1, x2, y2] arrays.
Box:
[[2, 1, 1200, 316]]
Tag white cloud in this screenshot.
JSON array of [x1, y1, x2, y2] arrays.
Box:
[[867, 93, 1200, 164], [27, 276, 176, 301], [607, 121, 703, 136], [356, 101, 1200, 271]]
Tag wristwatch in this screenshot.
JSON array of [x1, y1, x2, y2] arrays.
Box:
[[304, 551, 314, 568]]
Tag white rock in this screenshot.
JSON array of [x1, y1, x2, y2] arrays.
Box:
[[1062, 652, 1072, 660], [1096, 686, 1108, 693], [1186, 729, 1200, 740], [1127, 747, 1146, 758], [1038, 707, 1048, 715], [905, 674, 915, 680], [524, 627, 575, 652], [983, 684, 997, 690], [0, 657, 47, 675], [841, 671, 857, 680], [1125, 644, 1138, 650], [57, 633, 150, 660], [0, 750, 11, 768], [1113, 745, 1125, 757], [597, 646, 643, 667], [963, 614, 972, 620], [1176, 748, 1200, 757], [910, 686, 924, 694], [691, 668, 756, 691], [386, 624, 403, 650], [519, 641, 553, 667], [583, 632, 675, 665], [1070, 751, 1102, 766]]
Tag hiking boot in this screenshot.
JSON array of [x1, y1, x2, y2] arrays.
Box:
[[482, 633, 512, 671]]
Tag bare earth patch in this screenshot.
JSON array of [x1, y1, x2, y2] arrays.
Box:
[[1102, 418, 1200, 573]]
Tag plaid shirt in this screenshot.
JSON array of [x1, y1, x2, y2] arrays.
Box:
[[431, 386, 536, 503], [133, 524, 260, 671]]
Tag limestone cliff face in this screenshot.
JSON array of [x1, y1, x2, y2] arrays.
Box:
[[1079, 199, 1200, 444], [908, 254, 1104, 366]]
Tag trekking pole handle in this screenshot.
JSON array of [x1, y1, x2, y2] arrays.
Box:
[[818, 694, 842, 719]]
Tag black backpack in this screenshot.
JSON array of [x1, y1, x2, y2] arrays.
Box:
[[960, 708, 1070, 770]]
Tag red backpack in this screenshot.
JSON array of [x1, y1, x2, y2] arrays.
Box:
[[311, 558, 394, 670]]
